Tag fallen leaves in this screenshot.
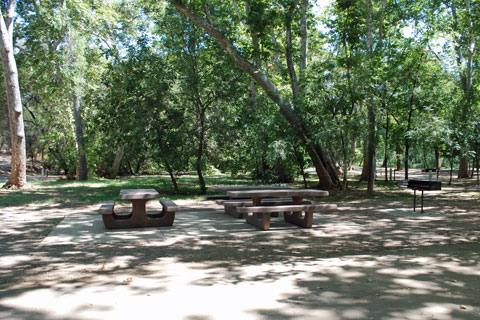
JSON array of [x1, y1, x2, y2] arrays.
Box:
[[122, 277, 133, 284]]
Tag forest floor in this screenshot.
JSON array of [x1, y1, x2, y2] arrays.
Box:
[[0, 152, 479, 319]]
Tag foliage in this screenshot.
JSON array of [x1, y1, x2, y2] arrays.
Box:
[[0, 0, 479, 190]]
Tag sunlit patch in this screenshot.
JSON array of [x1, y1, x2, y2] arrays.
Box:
[[393, 278, 442, 291]]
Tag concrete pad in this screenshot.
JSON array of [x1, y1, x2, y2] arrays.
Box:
[[40, 215, 166, 245], [41, 209, 320, 246]]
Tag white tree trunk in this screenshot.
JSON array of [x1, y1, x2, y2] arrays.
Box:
[[0, 0, 27, 188]]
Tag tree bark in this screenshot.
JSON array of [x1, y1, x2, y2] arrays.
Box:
[[72, 90, 88, 180], [384, 114, 389, 181], [164, 158, 179, 193], [196, 103, 207, 194], [450, 1, 475, 179], [65, 3, 88, 181], [458, 157, 469, 178], [0, 0, 27, 189], [299, 0, 308, 73], [169, 0, 340, 189], [365, 0, 376, 194], [111, 144, 124, 178], [404, 140, 410, 180], [434, 145, 440, 169]]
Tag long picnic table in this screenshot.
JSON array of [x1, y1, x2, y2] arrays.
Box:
[[210, 186, 292, 218], [226, 189, 337, 230]]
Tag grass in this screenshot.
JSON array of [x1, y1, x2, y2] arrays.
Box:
[[0, 172, 416, 208], [0, 174, 264, 208]]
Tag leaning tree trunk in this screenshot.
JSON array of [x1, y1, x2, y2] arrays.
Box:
[[0, 0, 27, 189], [169, 0, 340, 189], [164, 158, 179, 193]]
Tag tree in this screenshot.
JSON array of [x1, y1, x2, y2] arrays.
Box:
[[444, 0, 478, 178], [64, 0, 88, 180], [168, 0, 341, 190], [0, 0, 27, 189]]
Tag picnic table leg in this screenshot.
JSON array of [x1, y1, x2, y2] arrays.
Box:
[[284, 210, 314, 228], [283, 196, 314, 228], [244, 197, 271, 230], [246, 213, 270, 231], [129, 199, 148, 225]]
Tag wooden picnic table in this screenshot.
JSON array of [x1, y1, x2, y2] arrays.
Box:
[[99, 189, 179, 229], [226, 189, 336, 230]]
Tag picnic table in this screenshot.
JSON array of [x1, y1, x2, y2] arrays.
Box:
[[98, 189, 179, 229], [210, 185, 292, 218], [226, 189, 337, 231]]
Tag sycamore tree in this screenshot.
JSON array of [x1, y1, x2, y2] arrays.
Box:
[[165, 0, 341, 189], [0, 0, 27, 189]]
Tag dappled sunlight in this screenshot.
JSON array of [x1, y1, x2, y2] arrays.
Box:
[[1, 177, 480, 319]]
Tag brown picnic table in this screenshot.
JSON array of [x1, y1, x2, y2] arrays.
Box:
[[226, 189, 337, 231], [98, 189, 179, 229]]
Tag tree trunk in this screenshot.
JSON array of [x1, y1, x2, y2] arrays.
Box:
[[170, 0, 340, 189], [111, 144, 124, 178], [0, 0, 27, 189], [359, 135, 369, 181], [298, 0, 307, 98], [449, 151, 454, 185], [458, 156, 469, 178], [164, 158, 179, 193], [365, 0, 376, 194], [196, 104, 207, 194], [434, 145, 440, 169], [341, 133, 349, 189], [65, 5, 88, 181], [404, 139, 410, 180], [72, 90, 88, 180], [384, 113, 389, 181]]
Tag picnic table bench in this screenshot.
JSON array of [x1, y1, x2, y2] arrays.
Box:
[[217, 198, 313, 218], [99, 189, 181, 229], [227, 189, 337, 230]]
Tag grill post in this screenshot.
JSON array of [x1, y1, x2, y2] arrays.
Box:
[[413, 189, 416, 212]]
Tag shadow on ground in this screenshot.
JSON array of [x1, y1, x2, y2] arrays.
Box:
[[0, 186, 479, 320]]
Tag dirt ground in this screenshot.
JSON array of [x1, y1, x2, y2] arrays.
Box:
[[0, 153, 479, 319]]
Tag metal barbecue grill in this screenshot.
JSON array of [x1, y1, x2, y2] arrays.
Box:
[[406, 180, 442, 213]]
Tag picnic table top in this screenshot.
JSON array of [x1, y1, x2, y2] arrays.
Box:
[[226, 189, 329, 199], [119, 189, 160, 200], [209, 185, 291, 193]]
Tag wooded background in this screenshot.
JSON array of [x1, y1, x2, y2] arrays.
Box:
[[0, 0, 478, 192]]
